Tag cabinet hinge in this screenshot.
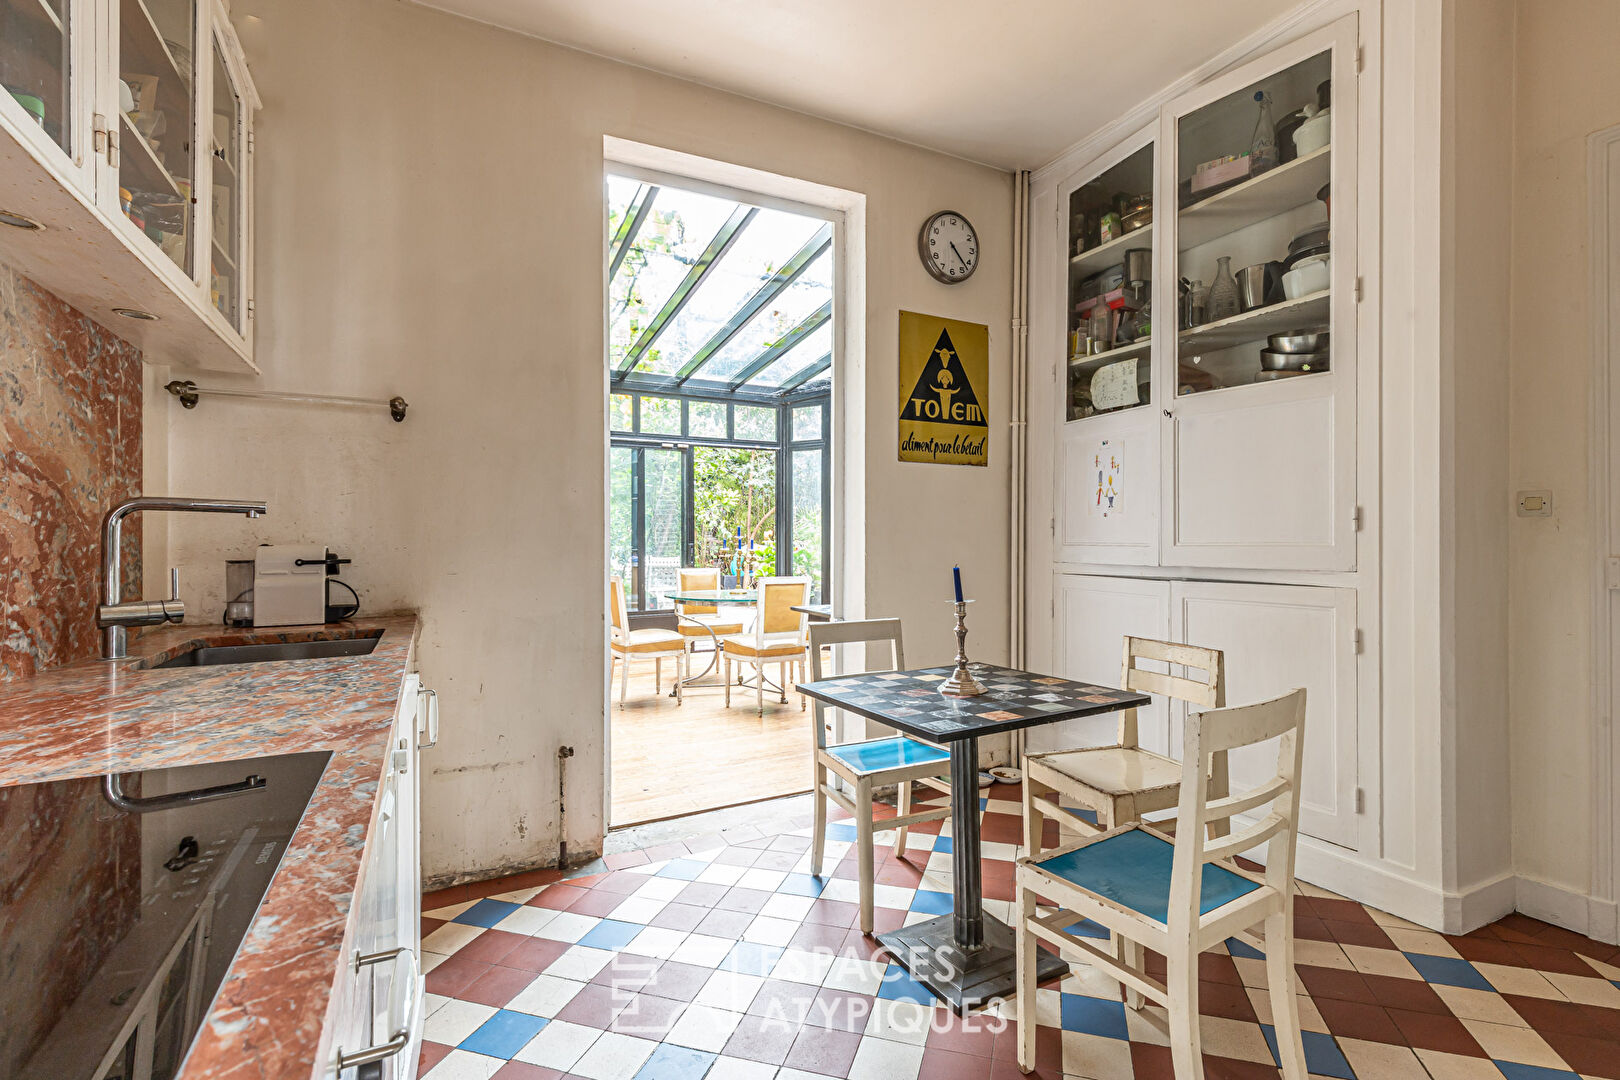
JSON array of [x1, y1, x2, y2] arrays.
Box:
[[1354, 629, 1364, 654], [1352, 505, 1363, 530], [1354, 276, 1364, 302], [1356, 44, 1364, 73], [92, 114, 107, 156], [1355, 788, 1366, 814], [246, 297, 255, 320], [247, 129, 255, 154]]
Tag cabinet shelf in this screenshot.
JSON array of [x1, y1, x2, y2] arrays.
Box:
[[35, 0, 63, 31], [1178, 146, 1330, 251], [1069, 224, 1153, 280], [1178, 290, 1330, 350], [1067, 338, 1151, 374], [122, 0, 192, 92]]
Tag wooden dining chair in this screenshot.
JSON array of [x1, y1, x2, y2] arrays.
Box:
[[1021, 637, 1229, 861], [1014, 687, 1309, 1080], [608, 576, 687, 706], [674, 567, 743, 656], [806, 618, 952, 933], [722, 576, 811, 714]]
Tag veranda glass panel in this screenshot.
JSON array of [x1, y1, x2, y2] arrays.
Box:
[[643, 448, 684, 608], [689, 401, 727, 438], [693, 446, 776, 580], [608, 187, 736, 371], [733, 405, 775, 442], [792, 448, 823, 601], [609, 446, 633, 585], [639, 395, 681, 435]]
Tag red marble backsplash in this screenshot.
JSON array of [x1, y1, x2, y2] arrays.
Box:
[[0, 259, 143, 679]]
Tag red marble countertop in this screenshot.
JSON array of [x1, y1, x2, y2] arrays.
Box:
[[0, 613, 421, 1080]]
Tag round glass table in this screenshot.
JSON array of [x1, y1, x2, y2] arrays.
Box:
[[659, 589, 764, 695]]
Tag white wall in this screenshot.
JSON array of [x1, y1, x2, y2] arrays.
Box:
[[155, 0, 1012, 883], [1507, 0, 1620, 924]]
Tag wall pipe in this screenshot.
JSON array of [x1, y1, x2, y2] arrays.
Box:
[[1008, 170, 1031, 775]]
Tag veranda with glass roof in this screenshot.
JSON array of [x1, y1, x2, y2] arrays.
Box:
[[607, 175, 833, 612]]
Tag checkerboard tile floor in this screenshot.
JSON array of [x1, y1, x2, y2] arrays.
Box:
[[418, 785, 1620, 1079]]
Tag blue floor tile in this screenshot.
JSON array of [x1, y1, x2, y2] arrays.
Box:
[[578, 918, 643, 951], [778, 873, 826, 897], [827, 822, 859, 842], [655, 858, 708, 881], [1060, 993, 1129, 1040], [910, 889, 954, 915], [1226, 936, 1266, 960], [721, 942, 786, 976], [634, 1043, 717, 1080], [459, 1010, 547, 1059], [1261, 1025, 1354, 1079], [877, 963, 936, 1005], [452, 898, 521, 928], [1494, 1063, 1581, 1080], [932, 835, 953, 854], [1403, 952, 1495, 991]]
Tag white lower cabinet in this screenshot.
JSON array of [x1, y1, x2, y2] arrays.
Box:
[[327, 675, 432, 1080], [1054, 573, 1358, 849]]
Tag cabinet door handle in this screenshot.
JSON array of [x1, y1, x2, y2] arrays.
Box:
[[418, 687, 439, 749], [337, 946, 421, 1071]]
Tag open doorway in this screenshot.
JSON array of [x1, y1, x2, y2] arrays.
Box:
[[605, 169, 834, 827]]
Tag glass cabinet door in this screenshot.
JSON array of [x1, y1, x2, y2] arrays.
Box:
[[1169, 38, 1339, 395], [1063, 139, 1155, 422], [0, 0, 76, 163], [207, 26, 243, 327], [115, 0, 198, 276]]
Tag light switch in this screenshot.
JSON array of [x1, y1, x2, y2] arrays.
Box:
[[1517, 490, 1553, 517]]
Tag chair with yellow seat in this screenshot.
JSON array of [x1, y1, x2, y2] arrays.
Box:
[[723, 576, 811, 714], [609, 575, 687, 706], [674, 567, 744, 656]]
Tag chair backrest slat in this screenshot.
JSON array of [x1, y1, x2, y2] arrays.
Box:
[[808, 618, 904, 750], [755, 577, 811, 644], [1164, 687, 1307, 932], [1116, 636, 1225, 749], [679, 567, 720, 615], [609, 576, 630, 640]]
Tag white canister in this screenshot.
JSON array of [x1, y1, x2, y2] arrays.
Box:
[[1293, 105, 1331, 156]]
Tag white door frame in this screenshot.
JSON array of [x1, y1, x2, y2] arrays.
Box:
[[1588, 121, 1620, 944]]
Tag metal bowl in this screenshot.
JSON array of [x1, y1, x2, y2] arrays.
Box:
[[1259, 348, 1329, 372], [1267, 329, 1329, 353]]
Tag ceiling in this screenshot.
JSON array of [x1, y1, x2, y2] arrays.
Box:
[[410, 0, 1299, 169]]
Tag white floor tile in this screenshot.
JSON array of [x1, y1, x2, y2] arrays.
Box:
[[422, 922, 485, 955], [1061, 1030, 1136, 1080], [864, 998, 932, 1045], [737, 868, 789, 891], [704, 1055, 780, 1080], [872, 884, 914, 910], [822, 955, 886, 995], [697, 970, 765, 1011], [760, 894, 816, 921], [544, 945, 618, 982], [424, 992, 451, 1019], [743, 915, 800, 946], [608, 896, 670, 924], [425, 899, 477, 919], [487, 887, 544, 904], [664, 1003, 745, 1052], [632, 876, 689, 901], [424, 1049, 502, 1080], [696, 863, 748, 886], [570, 1031, 659, 1080], [770, 947, 836, 985], [505, 973, 587, 1018], [626, 925, 689, 959], [670, 932, 736, 968], [846, 1033, 924, 1080], [533, 911, 600, 943], [494, 905, 560, 936], [513, 1018, 603, 1070], [423, 999, 497, 1045]]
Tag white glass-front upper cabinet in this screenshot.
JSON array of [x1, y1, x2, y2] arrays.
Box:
[[204, 10, 251, 333], [1158, 14, 1360, 571], [1055, 128, 1162, 566], [0, 0, 97, 190]]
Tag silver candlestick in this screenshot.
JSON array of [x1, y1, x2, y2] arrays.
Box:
[[939, 600, 986, 698]]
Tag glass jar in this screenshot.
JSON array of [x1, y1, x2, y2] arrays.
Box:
[[1208, 257, 1241, 322], [1250, 91, 1279, 172]]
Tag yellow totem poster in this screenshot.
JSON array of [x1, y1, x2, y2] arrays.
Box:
[[897, 310, 989, 466]]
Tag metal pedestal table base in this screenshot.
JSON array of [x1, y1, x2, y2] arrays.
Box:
[[877, 912, 1067, 1013]]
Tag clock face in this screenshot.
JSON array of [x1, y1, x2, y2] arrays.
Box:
[[919, 211, 978, 284]]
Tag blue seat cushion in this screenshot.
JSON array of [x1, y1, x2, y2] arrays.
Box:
[[825, 736, 949, 774], [1034, 827, 1260, 924]]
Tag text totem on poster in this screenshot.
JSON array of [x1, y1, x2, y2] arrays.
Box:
[[897, 310, 989, 466]]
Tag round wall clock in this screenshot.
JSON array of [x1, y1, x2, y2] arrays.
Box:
[[918, 210, 978, 284]]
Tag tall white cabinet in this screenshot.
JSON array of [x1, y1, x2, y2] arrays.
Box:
[[1033, 12, 1376, 860]]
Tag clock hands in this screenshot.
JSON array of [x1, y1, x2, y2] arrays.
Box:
[[950, 241, 971, 272]]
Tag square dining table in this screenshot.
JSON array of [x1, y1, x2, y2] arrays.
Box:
[[796, 662, 1151, 1012]]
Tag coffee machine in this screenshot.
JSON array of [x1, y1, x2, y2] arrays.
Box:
[[225, 545, 358, 627]]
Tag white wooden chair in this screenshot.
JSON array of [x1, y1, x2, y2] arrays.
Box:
[[608, 576, 687, 706], [674, 566, 744, 657], [722, 576, 811, 714], [806, 618, 952, 933], [1014, 688, 1309, 1080], [1022, 637, 1229, 861]]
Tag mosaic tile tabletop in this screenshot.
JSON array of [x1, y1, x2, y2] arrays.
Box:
[[797, 665, 1149, 743]]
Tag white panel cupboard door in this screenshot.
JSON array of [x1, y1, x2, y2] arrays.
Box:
[[1170, 580, 1358, 848], [1158, 13, 1360, 571], [1057, 406, 1160, 566], [1045, 573, 1171, 756]]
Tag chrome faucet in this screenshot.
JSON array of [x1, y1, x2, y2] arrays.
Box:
[[99, 496, 267, 660]]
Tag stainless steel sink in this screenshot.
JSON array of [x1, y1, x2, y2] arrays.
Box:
[[149, 635, 381, 668]]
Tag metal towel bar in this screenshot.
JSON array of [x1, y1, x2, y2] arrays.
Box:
[[165, 379, 408, 422]]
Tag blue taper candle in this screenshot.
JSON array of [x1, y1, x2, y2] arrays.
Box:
[[953, 565, 964, 603]]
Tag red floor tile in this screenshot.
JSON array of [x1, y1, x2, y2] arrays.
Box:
[[722, 1013, 801, 1065], [491, 1062, 565, 1080], [528, 884, 591, 911], [806, 898, 859, 927], [568, 888, 633, 918], [640, 960, 712, 1002], [608, 991, 685, 1039], [1538, 1029, 1620, 1079], [747, 979, 820, 1025], [499, 937, 572, 974], [602, 850, 650, 870], [590, 952, 662, 994], [649, 902, 708, 931], [1313, 997, 1404, 1044], [926, 1008, 999, 1057], [418, 1041, 453, 1076], [805, 987, 874, 1033], [424, 953, 490, 997], [785, 1025, 861, 1076], [592, 871, 651, 895], [789, 920, 849, 951], [717, 887, 773, 914], [695, 908, 756, 939], [919, 1046, 994, 1080], [1385, 1006, 1486, 1056], [1196, 978, 1260, 1023], [675, 881, 731, 906], [460, 964, 540, 1008], [454, 929, 529, 966]]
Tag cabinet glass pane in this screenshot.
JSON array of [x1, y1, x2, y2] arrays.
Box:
[[209, 37, 243, 327], [1, 0, 70, 155], [1175, 49, 1332, 396], [118, 0, 197, 275], [1064, 142, 1154, 422]]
